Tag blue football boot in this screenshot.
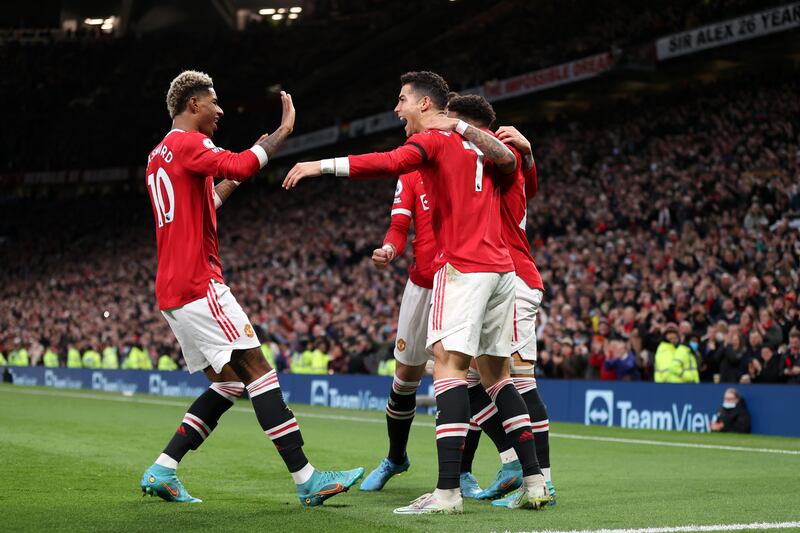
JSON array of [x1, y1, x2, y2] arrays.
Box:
[[459, 472, 483, 499], [476, 460, 523, 500], [297, 467, 365, 506], [360, 457, 410, 491], [140, 464, 202, 503]]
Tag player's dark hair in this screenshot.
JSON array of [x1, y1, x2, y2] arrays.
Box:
[[166, 70, 214, 118], [399, 71, 449, 110], [447, 94, 496, 129]]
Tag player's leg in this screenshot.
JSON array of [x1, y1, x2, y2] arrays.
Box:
[[475, 272, 549, 510], [460, 361, 519, 498], [395, 265, 487, 515], [362, 280, 430, 491], [508, 283, 555, 503], [141, 309, 244, 503]]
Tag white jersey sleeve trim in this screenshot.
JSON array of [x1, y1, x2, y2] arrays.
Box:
[[391, 208, 412, 218], [334, 157, 350, 177], [249, 145, 269, 168]]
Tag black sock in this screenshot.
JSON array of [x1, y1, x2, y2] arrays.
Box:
[[468, 381, 513, 453], [514, 377, 550, 469], [488, 378, 541, 477], [460, 422, 481, 473], [386, 376, 419, 465], [434, 378, 469, 490], [163, 381, 244, 463], [246, 370, 309, 475]]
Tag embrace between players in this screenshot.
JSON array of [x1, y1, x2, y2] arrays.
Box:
[[141, 69, 553, 515]]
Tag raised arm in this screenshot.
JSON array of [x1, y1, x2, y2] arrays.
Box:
[[421, 115, 517, 174], [283, 143, 426, 189], [184, 92, 295, 183], [496, 126, 538, 198]]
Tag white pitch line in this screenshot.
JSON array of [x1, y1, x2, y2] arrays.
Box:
[[508, 521, 800, 533], [3, 386, 800, 456]]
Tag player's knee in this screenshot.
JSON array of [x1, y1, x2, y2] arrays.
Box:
[[229, 347, 271, 382], [395, 361, 426, 383]]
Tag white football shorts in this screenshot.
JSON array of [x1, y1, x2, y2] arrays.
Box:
[[162, 280, 260, 374], [394, 278, 433, 367], [427, 263, 515, 358]]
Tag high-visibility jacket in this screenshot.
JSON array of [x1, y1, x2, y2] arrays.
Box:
[[82, 350, 102, 369], [102, 347, 119, 369], [0, 352, 6, 366], [378, 358, 396, 376], [291, 350, 315, 374], [158, 355, 178, 371], [261, 343, 276, 369], [9, 349, 29, 367], [310, 349, 330, 375], [43, 349, 60, 368], [654, 342, 699, 383], [67, 348, 82, 368]]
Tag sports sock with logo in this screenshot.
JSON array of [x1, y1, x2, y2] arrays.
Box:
[[385, 376, 419, 465], [486, 378, 542, 478], [246, 370, 313, 483], [514, 377, 551, 474], [158, 381, 244, 468], [433, 378, 470, 490], [467, 376, 515, 456]]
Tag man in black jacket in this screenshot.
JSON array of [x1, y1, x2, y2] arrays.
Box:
[[710, 388, 751, 434]]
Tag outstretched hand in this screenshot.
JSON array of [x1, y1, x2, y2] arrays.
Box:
[[283, 161, 321, 189], [279, 91, 295, 133]]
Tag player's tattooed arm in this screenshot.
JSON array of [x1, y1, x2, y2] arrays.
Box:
[[256, 90, 296, 157], [213, 179, 239, 209], [421, 115, 517, 174], [459, 124, 517, 174]]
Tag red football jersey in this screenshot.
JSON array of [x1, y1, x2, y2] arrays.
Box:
[[145, 129, 266, 310], [348, 129, 513, 274], [499, 150, 544, 291], [383, 171, 436, 289]]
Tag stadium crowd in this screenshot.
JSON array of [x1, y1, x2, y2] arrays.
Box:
[[1, 0, 775, 173], [2, 70, 799, 385]]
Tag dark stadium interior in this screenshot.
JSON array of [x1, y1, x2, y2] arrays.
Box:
[[2, 0, 800, 386]]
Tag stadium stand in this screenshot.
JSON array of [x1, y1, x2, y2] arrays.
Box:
[[2, 64, 799, 382]]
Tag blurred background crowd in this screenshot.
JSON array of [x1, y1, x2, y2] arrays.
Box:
[[2, 0, 799, 385]]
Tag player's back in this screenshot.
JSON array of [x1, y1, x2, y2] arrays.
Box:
[[410, 129, 513, 274], [145, 129, 223, 310], [498, 148, 543, 291]]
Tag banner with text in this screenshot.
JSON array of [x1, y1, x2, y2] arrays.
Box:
[[656, 2, 800, 60], [7, 367, 799, 437]]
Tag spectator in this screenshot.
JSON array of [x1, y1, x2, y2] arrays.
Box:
[[783, 330, 800, 384], [715, 329, 748, 384], [654, 323, 698, 383], [603, 340, 640, 381], [710, 388, 751, 434], [748, 345, 784, 384]]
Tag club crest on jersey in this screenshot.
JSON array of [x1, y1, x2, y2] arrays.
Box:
[[244, 324, 254, 337], [396, 338, 406, 352]]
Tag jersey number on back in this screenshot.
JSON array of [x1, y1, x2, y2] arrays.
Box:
[[462, 141, 484, 192], [147, 167, 175, 227]]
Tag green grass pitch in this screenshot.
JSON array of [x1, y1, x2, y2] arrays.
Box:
[[2, 384, 799, 533]]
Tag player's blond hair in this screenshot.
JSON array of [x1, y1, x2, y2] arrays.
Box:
[[166, 70, 214, 118]]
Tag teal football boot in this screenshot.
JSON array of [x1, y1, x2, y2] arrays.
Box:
[[360, 457, 410, 491], [459, 472, 483, 499], [297, 467, 365, 506], [140, 464, 202, 503], [476, 460, 523, 500]]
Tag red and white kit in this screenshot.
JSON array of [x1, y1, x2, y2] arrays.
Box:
[[146, 129, 267, 373], [341, 128, 516, 357], [499, 154, 545, 367], [384, 171, 437, 367]]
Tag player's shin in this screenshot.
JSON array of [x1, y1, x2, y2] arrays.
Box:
[[468, 370, 517, 461], [513, 377, 551, 480], [386, 376, 420, 465], [433, 378, 470, 496], [157, 381, 244, 469], [246, 370, 313, 484], [486, 378, 544, 488]]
